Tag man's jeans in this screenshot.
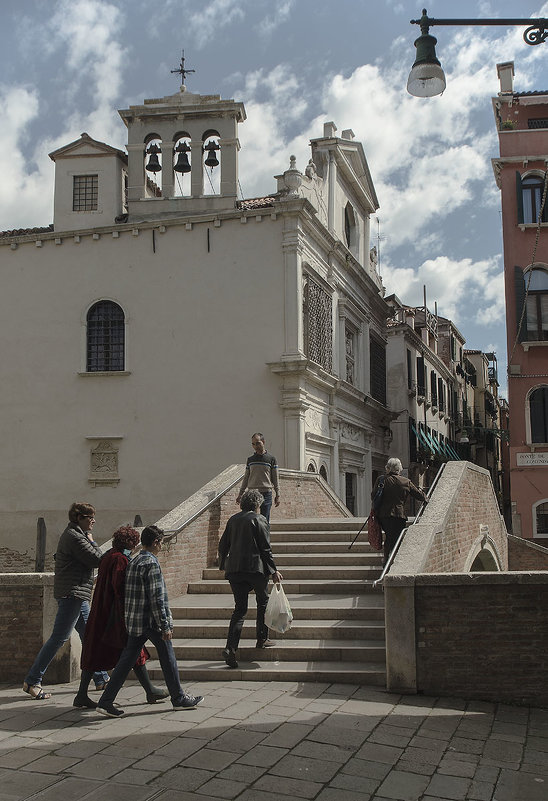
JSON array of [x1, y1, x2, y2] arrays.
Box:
[[226, 572, 269, 651], [99, 628, 185, 707], [24, 596, 108, 688], [260, 491, 272, 522]]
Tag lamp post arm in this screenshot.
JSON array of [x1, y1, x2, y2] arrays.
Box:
[[411, 9, 548, 45]]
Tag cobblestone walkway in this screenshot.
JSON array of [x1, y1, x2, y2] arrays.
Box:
[[1, 680, 547, 800]]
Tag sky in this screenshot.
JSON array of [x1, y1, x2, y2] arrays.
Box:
[[2, 0, 548, 396]]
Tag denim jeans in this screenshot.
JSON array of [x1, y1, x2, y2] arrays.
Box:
[[226, 572, 269, 650], [260, 491, 272, 522], [99, 628, 185, 707], [24, 596, 109, 688]]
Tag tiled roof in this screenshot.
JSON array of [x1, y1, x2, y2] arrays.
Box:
[[515, 90, 548, 97], [236, 196, 276, 210], [0, 224, 53, 238]]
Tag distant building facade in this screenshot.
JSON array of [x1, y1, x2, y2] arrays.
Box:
[[492, 61, 548, 543], [0, 85, 392, 567]]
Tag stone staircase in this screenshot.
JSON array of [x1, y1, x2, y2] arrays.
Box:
[[148, 518, 386, 685]]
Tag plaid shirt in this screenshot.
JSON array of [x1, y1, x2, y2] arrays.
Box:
[[124, 550, 173, 636]]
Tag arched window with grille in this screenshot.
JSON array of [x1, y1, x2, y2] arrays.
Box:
[[534, 499, 548, 537], [529, 386, 548, 443], [87, 301, 125, 372]]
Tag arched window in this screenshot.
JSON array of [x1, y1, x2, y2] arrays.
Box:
[[529, 386, 548, 443], [525, 267, 548, 341], [535, 500, 548, 536], [202, 129, 220, 195], [144, 134, 162, 196], [344, 202, 358, 255], [319, 465, 328, 481], [87, 301, 125, 372], [307, 462, 316, 473], [520, 174, 548, 224]]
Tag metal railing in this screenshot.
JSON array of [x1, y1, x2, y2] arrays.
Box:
[[372, 462, 447, 589]]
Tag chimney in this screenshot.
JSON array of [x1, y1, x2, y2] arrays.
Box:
[[497, 61, 514, 94]]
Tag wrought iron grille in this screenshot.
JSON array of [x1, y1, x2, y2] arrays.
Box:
[[528, 118, 548, 129], [345, 327, 355, 385], [370, 337, 386, 405], [73, 175, 98, 211], [304, 277, 332, 372], [87, 301, 125, 372]]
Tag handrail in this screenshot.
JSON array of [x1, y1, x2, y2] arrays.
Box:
[[161, 473, 244, 543], [372, 462, 447, 588]]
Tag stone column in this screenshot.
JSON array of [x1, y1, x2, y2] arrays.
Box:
[[281, 218, 304, 360], [161, 141, 174, 198], [191, 140, 204, 197], [219, 138, 239, 197], [126, 144, 145, 203]]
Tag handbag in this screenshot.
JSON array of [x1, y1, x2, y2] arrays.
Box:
[[367, 509, 383, 551], [264, 582, 293, 633]]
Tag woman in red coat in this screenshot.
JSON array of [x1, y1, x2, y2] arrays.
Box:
[[73, 525, 168, 708]]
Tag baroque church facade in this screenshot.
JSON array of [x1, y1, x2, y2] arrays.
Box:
[[0, 82, 392, 566]]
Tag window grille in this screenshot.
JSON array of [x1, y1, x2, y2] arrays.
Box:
[[369, 337, 386, 406], [87, 301, 125, 372], [73, 175, 98, 211], [528, 118, 548, 129], [303, 277, 332, 372], [536, 501, 548, 535]]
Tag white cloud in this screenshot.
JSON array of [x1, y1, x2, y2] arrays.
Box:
[[257, 1, 295, 38], [381, 255, 504, 327], [183, 0, 245, 49]]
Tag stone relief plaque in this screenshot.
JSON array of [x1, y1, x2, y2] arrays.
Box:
[[89, 440, 120, 486]]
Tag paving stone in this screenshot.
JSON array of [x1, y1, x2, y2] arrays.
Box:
[[52, 741, 107, 759], [193, 777, 248, 799], [290, 738, 354, 764], [84, 784, 157, 801], [269, 753, 340, 782], [315, 788, 374, 800], [482, 739, 523, 763], [237, 745, 288, 767], [437, 757, 476, 778], [398, 746, 444, 766], [110, 767, 162, 785], [328, 772, 378, 794], [261, 723, 313, 748], [0, 771, 59, 798], [494, 769, 548, 801], [355, 742, 403, 765], [150, 766, 213, 791], [0, 747, 53, 768], [208, 727, 266, 753], [526, 736, 548, 753], [474, 765, 499, 783], [395, 758, 436, 777], [27, 777, 103, 801], [251, 772, 324, 799], [152, 792, 220, 801], [22, 755, 80, 774], [215, 763, 266, 784], [425, 773, 471, 799], [65, 753, 136, 779], [466, 779, 495, 801], [368, 730, 412, 748], [448, 737, 484, 754], [180, 748, 238, 771], [341, 757, 391, 781], [154, 737, 205, 759], [376, 769, 429, 800]]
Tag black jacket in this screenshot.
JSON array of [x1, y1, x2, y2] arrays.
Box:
[[372, 473, 425, 520], [218, 510, 277, 576], [53, 524, 102, 601]]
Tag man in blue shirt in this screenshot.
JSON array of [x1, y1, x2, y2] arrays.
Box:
[[97, 525, 203, 717]]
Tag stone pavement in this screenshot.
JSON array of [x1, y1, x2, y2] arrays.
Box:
[[1, 679, 547, 801]]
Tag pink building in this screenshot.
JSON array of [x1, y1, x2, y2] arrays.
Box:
[[492, 61, 548, 543]]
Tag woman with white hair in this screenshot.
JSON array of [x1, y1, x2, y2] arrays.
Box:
[[372, 458, 426, 566]]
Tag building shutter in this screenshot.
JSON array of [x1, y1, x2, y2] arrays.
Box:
[[514, 266, 527, 342], [516, 171, 524, 224]]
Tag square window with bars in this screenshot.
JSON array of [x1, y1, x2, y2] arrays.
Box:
[[73, 175, 98, 211]]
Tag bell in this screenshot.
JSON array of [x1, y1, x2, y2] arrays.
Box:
[[145, 143, 162, 173], [204, 140, 219, 168], [173, 143, 191, 173]]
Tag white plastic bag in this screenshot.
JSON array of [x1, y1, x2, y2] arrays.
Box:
[[264, 582, 293, 634]]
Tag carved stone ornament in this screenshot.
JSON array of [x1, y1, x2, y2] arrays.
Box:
[[306, 407, 327, 435], [340, 423, 361, 442], [89, 440, 120, 486]]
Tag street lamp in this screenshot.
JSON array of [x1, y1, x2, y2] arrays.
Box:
[[407, 8, 548, 97]]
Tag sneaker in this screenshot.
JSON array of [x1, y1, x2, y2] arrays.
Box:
[[256, 639, 276, 648], [172, 694, 204, 710], [97, 705, 124, 718], [222, 647, 238, 668]]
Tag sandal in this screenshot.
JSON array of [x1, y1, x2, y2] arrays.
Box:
[[22, 682, 51, 700]]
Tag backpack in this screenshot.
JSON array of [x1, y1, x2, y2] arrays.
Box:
[[372, 475, 385, 512]]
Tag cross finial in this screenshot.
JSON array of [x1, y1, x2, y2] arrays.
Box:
[[171, 50, 195, 88]]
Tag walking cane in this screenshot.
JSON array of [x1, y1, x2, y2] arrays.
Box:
[[348, 513, 371, 550]]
